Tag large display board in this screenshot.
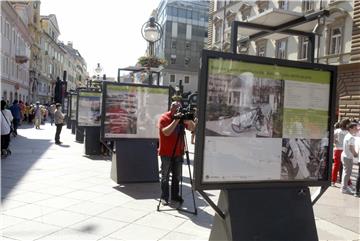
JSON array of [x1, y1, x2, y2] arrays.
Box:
[[62, 97, 68, 116], [101, 82, 169, 139], [70, 94, 78, 121], [76, 91, 101, 127], [194, 50, 336, 190]]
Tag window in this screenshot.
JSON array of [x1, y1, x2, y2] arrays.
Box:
[[257, 1, 269, 13], [172, 22, 178, 38], [240, 7, 251, 21], [186, 24, 192, 40], [256, 40, 266, 56], [299, 37, 308, 59], [170, 74, 175, 83], [329, 27, 342, 55], [170, 55, 176, 64], [184, 76, 190, 84], [302, 0, 314, 12], [215, 24, 221, 42], [185, 57, 191, 66], [275, 38, 287, 59], [278, 0, 288, 10]]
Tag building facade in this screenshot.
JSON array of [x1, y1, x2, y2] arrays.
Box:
[[59, 41, 87, 91], [154, 0, 209, 92], [28, 0, 41, 103], [209, 0, 354, 65], [1, 1, 88, 105], [1, 1, 32, 104], [208, 0, 357, 120]]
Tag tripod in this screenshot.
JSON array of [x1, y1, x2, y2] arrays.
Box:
[[157, 122, 197, 215]]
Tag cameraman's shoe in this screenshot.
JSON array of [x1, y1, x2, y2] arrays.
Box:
[[171, 196, 184, 204], [160, 198, 169, 206]]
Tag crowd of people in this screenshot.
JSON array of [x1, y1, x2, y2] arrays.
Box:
[[332, 118, 360, 197], [1, 99, 62, 158]]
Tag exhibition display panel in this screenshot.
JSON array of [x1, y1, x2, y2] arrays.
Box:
[[70, 94, 78, 121], [194, 50, 336, 190], [101, 82, 169, 140], [76, 90, 102, 127]]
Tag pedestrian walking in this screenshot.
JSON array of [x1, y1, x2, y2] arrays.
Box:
[[34, 102, 42, 129], [54, 103, 64, 145], [49, 103, 56, 126], [1, 100, 14, 157], [340, 122, 359, 194], [9, 100, 21, 136]]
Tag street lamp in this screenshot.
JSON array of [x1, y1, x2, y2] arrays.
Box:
[[141, 17, 163, 57], [94, 63, 103, 80], [141, 17, 163, 85]]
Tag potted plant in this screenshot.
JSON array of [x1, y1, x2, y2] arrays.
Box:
[[137, 56, 167, 68]]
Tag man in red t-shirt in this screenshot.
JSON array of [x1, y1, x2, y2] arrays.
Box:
[[158, 101, 195, 205]]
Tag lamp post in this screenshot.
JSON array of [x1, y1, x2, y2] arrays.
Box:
[[141, 17, 163, 85], [94, 63, 103, 81], [141, 17, 163, 57]]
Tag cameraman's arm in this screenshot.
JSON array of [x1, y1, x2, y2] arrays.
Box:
[[162, 119, 180, 136], [184, 120, 195, 132]]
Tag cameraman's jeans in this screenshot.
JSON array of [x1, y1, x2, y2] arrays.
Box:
[[160, 155, 183, 201]]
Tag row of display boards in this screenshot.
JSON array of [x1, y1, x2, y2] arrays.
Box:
[[63, 50, 336, 241], [65, 50, 336, 190]]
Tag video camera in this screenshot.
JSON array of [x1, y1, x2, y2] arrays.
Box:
[[173, 104, 196, 121], [170, 80, 198, 121], [172, 92, 197, 121]]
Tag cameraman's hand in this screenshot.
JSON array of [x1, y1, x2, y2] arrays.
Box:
[[173, 112, 183, 119]]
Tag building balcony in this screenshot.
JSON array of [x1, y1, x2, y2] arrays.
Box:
[[15, 55, 29, 64]]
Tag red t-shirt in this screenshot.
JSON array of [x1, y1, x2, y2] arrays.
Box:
[[158, 111, 184, 157]]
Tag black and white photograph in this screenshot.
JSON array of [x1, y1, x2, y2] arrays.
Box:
[[205, 72, 284, 138], [281, 138, 328, 181]]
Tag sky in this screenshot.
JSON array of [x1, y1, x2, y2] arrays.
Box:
[[41, 0, 160, 78]]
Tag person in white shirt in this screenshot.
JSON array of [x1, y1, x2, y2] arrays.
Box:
[[332, 119, 350, 185], [340, 122, 359, 194], [1, 100, 14, 156]]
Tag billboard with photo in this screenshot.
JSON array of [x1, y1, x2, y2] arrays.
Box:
[[62, 97, 68, 116], [101, 82, 169, 139], [77, 91, 102, 127], [70, 94, 77, 121], [194, 50, 336, 190]]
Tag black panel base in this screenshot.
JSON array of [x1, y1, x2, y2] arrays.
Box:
[[210, 188, 318, 241], [111, 139, 159, 183], [75, 126, 84, 143], [71, 120, 76, 134], [66, 118, 71, 129], [84, 127, 101, 155]]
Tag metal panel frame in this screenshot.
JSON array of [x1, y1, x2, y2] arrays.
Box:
[[100, 81, 170, 141], [194, 49, 337, 190], [76, 89, 102, 127]]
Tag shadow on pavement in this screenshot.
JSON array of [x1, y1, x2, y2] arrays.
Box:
[[84, 155, 111, 161], [113, 183, 160, 199], [1, 127, 53, 200]]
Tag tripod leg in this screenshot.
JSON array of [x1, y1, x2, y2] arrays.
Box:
[[185, 150, 197, 215]]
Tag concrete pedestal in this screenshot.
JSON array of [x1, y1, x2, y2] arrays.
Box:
[[71, 120, 76, 134], [111, 139, 159, 183], [75, 126, 84, 143], [84, 127, 101, 155], [209, 188, 318, 241]]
